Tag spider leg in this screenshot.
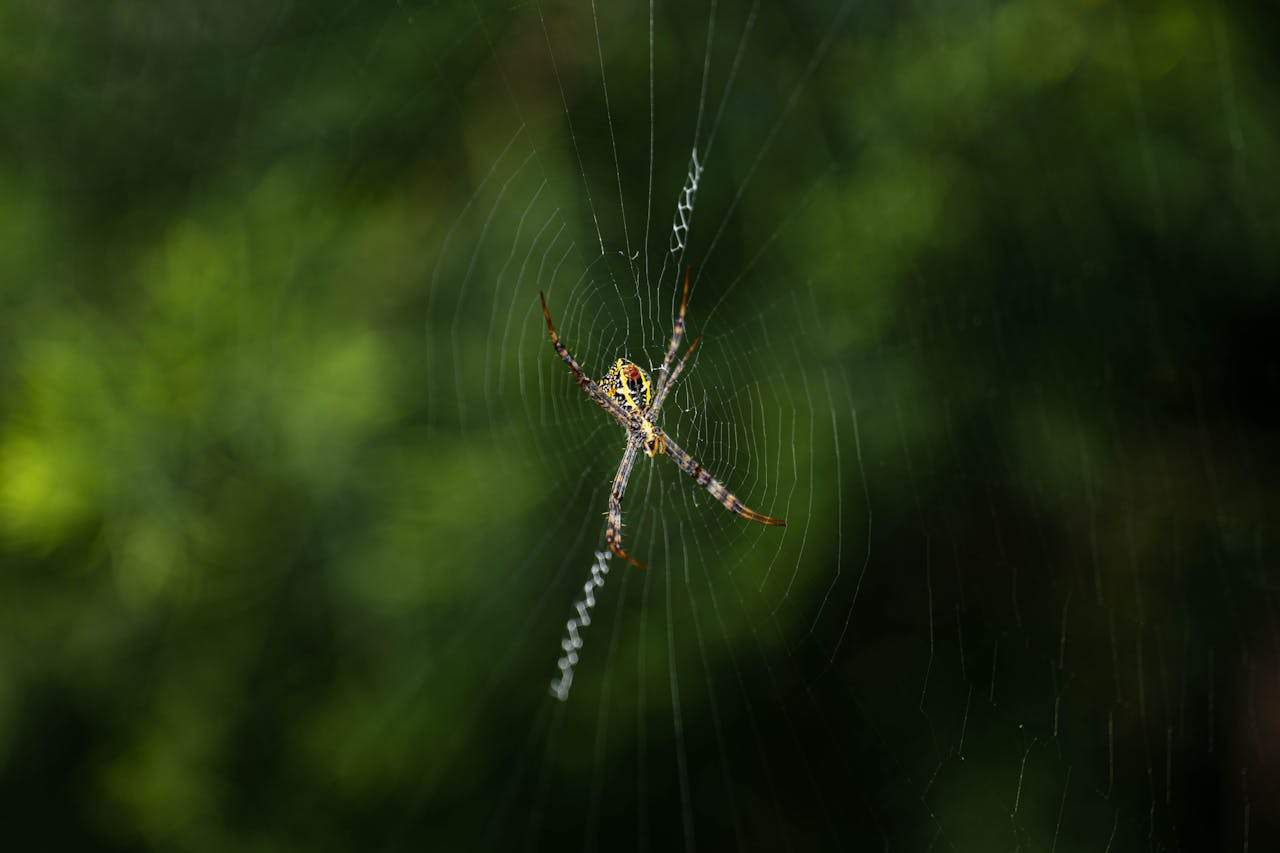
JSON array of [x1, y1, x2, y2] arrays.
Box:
[[540, 291, 636, 431], [662, 433, 786, 527], [605, 440, 647, 569], [652, 267, 692, 401], [648, 334, 700, 417]]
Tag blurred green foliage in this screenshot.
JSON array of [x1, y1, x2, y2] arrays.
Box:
[[2, 0, 1278, 850]]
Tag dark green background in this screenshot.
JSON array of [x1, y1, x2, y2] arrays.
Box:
[[2, 1, 1277, 850]]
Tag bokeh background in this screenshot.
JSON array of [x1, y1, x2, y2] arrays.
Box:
[[2, 0, 1278, 850]]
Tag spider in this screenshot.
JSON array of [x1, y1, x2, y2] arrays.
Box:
[[539, 269, 785, 570]]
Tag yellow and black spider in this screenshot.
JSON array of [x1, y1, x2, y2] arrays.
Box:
[[539, 269, 785, 570]]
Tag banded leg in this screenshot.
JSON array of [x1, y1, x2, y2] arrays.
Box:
[[648, 334, 701, 418], [605, 439, 646, 569], [652, 267, 692, 401], [540, 291, 636, 431], [663, 434, 786, 527]]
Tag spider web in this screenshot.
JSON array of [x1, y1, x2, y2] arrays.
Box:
[[419, 1, 1279, 850], [4, 1, 1277, 852]]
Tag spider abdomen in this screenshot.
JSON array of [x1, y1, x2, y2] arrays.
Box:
[[601, 358, 653, 415], [602, 358, 666, 457]]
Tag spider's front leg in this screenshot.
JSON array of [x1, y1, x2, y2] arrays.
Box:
[[539, 291, 638, 432], [652, 267, 693, 401]]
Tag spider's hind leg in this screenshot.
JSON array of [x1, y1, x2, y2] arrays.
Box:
[[606, 503, 646, 571], [605, 441, 648, 570], [664, 434, 787, 528]]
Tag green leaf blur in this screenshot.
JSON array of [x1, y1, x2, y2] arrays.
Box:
[[2, 1, 1277, 850]]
